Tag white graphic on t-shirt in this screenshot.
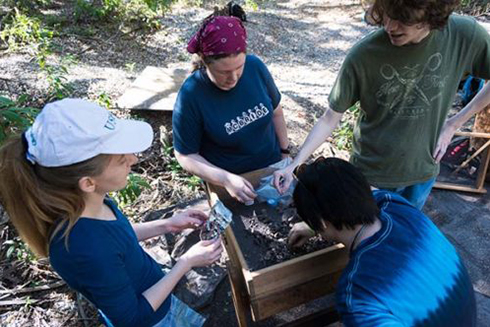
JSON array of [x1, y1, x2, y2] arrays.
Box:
[[376, 53, 448, 118], [224, 103, 269, 135]]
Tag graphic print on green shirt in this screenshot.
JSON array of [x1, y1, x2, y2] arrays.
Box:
[[328, 15, 490, 188]]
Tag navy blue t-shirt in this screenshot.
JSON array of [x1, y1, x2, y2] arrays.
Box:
[[49, 199, 170, 327], [336, 191, 476, 326], [173, 54, 282, 174]]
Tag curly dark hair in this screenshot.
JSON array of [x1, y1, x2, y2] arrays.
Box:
[[368, 0, 460, 30]]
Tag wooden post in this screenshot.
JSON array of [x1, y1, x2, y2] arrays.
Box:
[[226, 260, 253, 327]]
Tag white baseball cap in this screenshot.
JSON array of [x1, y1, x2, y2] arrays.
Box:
[[24, 98, 153, 167]]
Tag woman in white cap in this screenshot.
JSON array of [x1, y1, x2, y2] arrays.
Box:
[[0, 99, 222, 327]]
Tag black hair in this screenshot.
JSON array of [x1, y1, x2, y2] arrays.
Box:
[[293, 157, 379, 232]]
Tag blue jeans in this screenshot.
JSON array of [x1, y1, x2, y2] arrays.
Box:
[[381, 177, 436, 210], [153, 295, 205, 327], [99, 295, 205, 327]]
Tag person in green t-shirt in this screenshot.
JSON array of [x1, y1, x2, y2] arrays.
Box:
[[274, 0, 490, 209]]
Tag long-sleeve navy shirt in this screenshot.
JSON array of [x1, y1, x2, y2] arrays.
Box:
[[49, 199, 170, 327]]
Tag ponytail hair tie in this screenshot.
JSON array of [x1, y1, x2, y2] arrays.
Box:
[[21, 132, 36, 165]]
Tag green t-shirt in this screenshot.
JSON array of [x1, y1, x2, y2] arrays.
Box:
[[328, 15, 490, 188]]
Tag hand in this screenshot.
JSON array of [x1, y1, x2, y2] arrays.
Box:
[[223, 173, 256, 204], [273, 164, 295, 194], [180, 238, 223, 268], [165, 209, 207, 233], [288, 222, 315, 248], [433, 120, 458, 164]]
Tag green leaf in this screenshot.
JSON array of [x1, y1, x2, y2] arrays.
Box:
[[6, 246, 15, 259], [0, 96, 15, 108]]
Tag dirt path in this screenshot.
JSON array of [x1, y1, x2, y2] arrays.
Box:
[[0, 0, 373, 155]]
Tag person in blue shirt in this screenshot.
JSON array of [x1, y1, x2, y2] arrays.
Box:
[[0, 99, 223, 327], [173, 15, 289, 204], [288, 157, 476, 327]]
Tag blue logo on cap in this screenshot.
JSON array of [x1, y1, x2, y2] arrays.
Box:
[[30, 131, 37, 146], [104, 113, 117, 130]]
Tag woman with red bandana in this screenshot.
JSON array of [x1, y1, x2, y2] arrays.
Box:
[[173, 15, 289, 204]]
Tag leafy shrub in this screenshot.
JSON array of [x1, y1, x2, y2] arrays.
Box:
[[3, 237, 36, 263], [244, 0, 259, 11], [0, 7, 73, 101], [458, 0, 490, 14], [112, 173, 152, 206], [332, 102, 360, 151], [0, 8, 53, 51], [37, 48, 75, 101], [0, 96, 39, 145], [74, 0, 175, 29]]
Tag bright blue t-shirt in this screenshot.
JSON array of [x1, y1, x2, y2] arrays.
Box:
[[173, 54, 282, 174], [336, 190, 476, 327], [49, 199, 170, 327]]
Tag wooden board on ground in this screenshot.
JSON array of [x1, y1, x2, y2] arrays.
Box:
[[206, 167, 348, 326], [117, 66, 189, 111], [434, 131, 490, 194]]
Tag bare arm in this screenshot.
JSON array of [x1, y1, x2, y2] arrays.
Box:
[[175, 151, 256, 203], [292, 107, 344, 166], [131, 220, 167, 241], [175, 151, 231, 188], [434, 82, 490, 162], [273, 104, 290, 155], [274, 107, 344, 192], [131, 210, 207, 241]]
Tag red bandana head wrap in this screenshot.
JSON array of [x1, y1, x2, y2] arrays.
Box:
[[187, 16, 247, 56]]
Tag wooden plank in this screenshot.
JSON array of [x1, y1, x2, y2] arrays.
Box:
[[249, 244, 348, 299], [251, 269, 343, 321], [454, 131, 490, 139], [452, 139, 490, 174], [226, 260, 252, 327], [433, 181, 487, 194], [433, 131, 490, 194], [476, 147, 490, 189], [116, 66, 188, 111], [223, 225, 251, 276]]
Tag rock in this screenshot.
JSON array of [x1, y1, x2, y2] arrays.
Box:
[[173, 264, 227, 309], [144, 244, 172, 268], [169, 228, 228, 309]]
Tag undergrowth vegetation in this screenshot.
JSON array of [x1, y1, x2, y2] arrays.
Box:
[[0, 0, 194, 208]]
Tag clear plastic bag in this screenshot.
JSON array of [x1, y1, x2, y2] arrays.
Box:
[[199, 200, 232, 241], [255, 158, 297, 207]]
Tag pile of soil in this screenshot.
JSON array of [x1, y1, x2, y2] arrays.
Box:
[[225, 200, 332, 271]]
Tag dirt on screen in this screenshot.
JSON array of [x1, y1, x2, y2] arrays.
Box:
[[223, 200, 333, 271]]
